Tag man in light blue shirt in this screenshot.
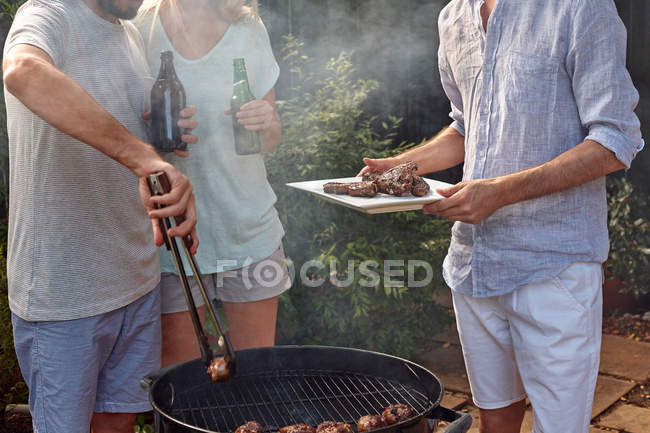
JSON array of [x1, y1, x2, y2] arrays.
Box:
[[361, 0, 643, 432]]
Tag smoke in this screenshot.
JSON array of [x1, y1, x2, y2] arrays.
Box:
[[260, 0, 460, 181]]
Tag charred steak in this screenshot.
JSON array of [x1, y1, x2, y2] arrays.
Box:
[[323, 161, 428, 198], [374, 162, 417, 196], [323, 181, 377, 197], [323, 182, 350, 194], [411, 175, 430, 197]]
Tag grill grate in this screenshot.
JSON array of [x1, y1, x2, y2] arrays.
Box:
[[166, 369, 433, 433]]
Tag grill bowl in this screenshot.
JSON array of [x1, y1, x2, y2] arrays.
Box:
[[143, 346, 469, 433]]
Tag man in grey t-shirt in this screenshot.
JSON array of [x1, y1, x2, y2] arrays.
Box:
[[3, 0, 199, 432]]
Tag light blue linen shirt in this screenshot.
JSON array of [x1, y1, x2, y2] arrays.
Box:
[[438, 0, 644, 297]]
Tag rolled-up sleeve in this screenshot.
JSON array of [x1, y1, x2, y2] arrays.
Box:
[[438, 40, 465, 137], [567, 0, 644, 168]]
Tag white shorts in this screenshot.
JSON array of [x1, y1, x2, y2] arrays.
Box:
[[160, 246, 291, 314], [452, 261, 603, 433]]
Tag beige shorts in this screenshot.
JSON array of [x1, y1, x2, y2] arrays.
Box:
[[160, 246, 292, 314]]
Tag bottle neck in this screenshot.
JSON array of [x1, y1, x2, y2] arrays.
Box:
[[233, 80, 253, 98], [233, 67, 248, 84], [158, 55, 176, 79], [233, 58, 248, 83]]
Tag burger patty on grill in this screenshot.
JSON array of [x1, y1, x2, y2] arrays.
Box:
[[382, 404, 415, 425], [316, 421, 354, 433], [279, 424, 316, 433], [235, 421, 264, 433], [356, 415, 387, 432]]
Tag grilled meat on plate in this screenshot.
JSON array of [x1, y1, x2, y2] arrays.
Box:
[[324, 181, 377, 197], [411, 175, 430, 197], [346, 181, 377, 197], [361, 171, 382, 183], [280, 424, 316, 433], [323, 182, 350, 195], [326, 161, 427, 198], [356, 415, 387, 432], [375, 162, 417, 196]]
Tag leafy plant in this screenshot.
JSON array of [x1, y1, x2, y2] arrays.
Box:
[[0, 0, 24, 21], [267, 36, 453, 358], [606, 176, 650, 298], [0, 0, 35, 408], [133, 412, 154, 433], [0, 252, 28, 405]]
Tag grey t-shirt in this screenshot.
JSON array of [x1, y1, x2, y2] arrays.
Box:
[[4, 0, 160, 321]]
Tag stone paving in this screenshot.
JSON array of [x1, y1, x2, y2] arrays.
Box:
[[418, 325, 650, 432]]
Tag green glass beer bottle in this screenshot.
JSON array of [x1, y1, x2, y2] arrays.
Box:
[[231, 58, 261, 155]]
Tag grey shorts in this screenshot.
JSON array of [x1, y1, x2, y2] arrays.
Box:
[[12, 287, 161, 433], [160, 246, 292, 314]]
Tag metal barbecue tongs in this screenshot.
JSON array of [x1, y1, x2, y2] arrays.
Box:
[[147, 171, 236, 382]]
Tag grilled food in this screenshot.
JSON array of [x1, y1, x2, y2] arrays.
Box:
[[374, 162, 417, 196], [316, 421, 354, 433], [356, 415, 387, 432], [382, 404, 414, 425], [235, 421, 264, 433], [280, 425, 316, 433], [411, 175, 430, 197], [323, 181, 377, 197], [325, 162, 428, 198], [323, 182, 350, 194], [206, 356, 232, 382]]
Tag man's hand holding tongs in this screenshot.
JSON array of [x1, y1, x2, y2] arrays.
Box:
[[137, 159, 199, 254]]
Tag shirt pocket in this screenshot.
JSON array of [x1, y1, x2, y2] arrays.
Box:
[[506, 51, 558, 115]]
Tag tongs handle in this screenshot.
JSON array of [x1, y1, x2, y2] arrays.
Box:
[[146, 171, 236, 376]]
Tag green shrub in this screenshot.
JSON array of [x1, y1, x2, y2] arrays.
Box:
[[0, 252, 28, 405], [606, 176, 650, 298], [267, 36, 453, 359], [0, 0, 29, 407]]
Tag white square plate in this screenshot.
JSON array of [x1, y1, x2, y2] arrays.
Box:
[[286, 177, 452, 214]]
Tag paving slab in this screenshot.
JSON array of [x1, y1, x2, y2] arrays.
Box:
[[591, 375, 636, 418], [451, 405, 614, 432], [441, 391, 469, 410], [416, 342, 471, 394], [598, 404, 650, 433], [600, 335, 650, 381]]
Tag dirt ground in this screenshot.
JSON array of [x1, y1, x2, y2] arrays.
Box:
[[0, 412, 31, 433], [622, 379, 650, 408], [602, 314, 650, 343]]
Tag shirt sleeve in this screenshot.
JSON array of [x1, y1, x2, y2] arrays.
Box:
[[250, 18, 280, 99], [3, 4, 68, 67], [437, 35, 465, 137], [567, 0, 644, 168]]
